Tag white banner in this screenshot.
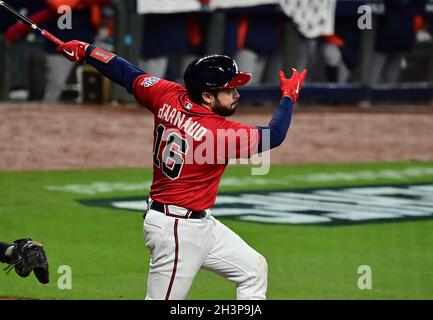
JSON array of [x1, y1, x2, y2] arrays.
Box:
[[136, 0, 337, 38], [137, 0, 202, 14], [279, 0, 337, 38], [209, 0, 277, 9]]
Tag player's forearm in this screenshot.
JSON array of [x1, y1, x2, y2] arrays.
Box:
[[256, 97, 293, 152], [85, 45, 146, 93]]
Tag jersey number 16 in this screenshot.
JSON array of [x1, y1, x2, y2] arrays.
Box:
[[153, 124, 189, 180]]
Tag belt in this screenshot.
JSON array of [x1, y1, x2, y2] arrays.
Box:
[[149, 199, 207, 219]]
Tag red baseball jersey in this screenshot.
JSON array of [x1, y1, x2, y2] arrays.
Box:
[[132, 74, 260, 211]]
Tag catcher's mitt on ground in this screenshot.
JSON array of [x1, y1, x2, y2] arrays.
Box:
[[4, 238, 49, 284]]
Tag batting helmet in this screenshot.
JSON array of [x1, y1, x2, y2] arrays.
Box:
[[183, 55, 251, 103]]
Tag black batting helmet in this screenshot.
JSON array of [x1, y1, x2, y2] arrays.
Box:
[[183, 55, 251, 103]]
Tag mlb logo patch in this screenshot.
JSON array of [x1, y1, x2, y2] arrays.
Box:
[[185, 102, 193, 110], [141, 77, 160, 87]]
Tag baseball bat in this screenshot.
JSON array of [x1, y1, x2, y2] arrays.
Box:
[[0, 1, 64, 46]]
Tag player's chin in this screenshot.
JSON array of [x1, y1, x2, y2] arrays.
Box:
[[214, 103, 237, 117], [229, 101, 239, 113], [225, 104, 238, 116]]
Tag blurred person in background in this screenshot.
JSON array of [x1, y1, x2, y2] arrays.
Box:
[[139, 13, 206, 81], [224, 7, 284, 85], [370, 0, 425, 85], [1, 0, 47, 100], [3, 0, 111, 102], [320, 34, 348, 83], [92, 4, 115, 51], [319, 14, 361, 83], [43, 0, 111, 102]]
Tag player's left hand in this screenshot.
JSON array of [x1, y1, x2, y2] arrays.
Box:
[[56, 40, 89, 62], [279, 68, 307, 103]]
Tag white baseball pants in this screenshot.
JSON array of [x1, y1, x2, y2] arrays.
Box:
[[143, 208, 268, 300]]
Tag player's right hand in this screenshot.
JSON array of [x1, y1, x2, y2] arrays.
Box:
[[279, 68, 307, 103], [56, 40, 89, 62]]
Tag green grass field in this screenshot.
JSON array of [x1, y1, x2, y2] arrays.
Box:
[[1, 161, 433, 300]]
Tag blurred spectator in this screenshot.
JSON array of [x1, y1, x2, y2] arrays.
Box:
[[93, 5, 115, 51], [224, 8, 283, 85], [320, 34, 347, 82], [414, 13, 432, 43], [1, 0, 47, 100], [319, 14, 361, 83], [3, 0, 111, 102], [370, 0, 423, 85], [139, 13, 206, 81], [180, 13, 207, 79], [399, 12, 433, 82], [43, 0, 111, 102]]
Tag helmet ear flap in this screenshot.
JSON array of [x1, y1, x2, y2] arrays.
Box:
[[187, 90, 203, 105], [183, 58, 202, 103]]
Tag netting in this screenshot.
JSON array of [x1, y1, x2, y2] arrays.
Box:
[[278, 0, 337, 38]]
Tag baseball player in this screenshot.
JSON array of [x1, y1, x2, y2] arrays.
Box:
[[55, 40, 306, 300]]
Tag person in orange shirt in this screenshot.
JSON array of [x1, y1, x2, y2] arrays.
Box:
[[231, 10, 284, 86], [320, 34, 349, 83], [139, 13, 205, 81]]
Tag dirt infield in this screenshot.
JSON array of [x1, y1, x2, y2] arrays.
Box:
[[1, 102, 433, 171]]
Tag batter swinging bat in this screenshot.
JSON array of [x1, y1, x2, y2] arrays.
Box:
[[0, 1, 64, 46]]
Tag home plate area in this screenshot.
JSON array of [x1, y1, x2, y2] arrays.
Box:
[[79, 184, 433, 225]]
